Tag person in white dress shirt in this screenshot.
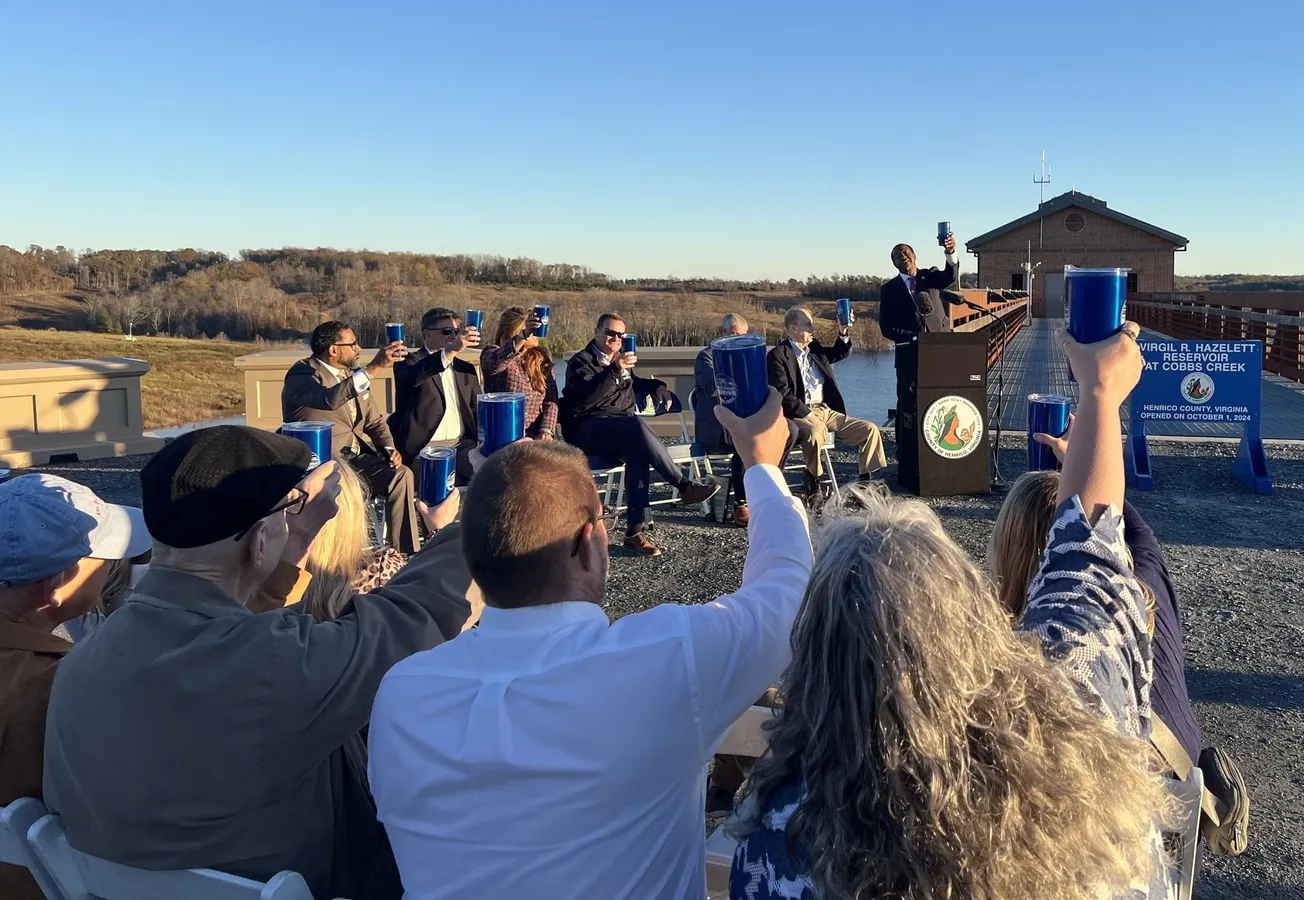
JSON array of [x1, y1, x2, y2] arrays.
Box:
[[367, 387, 811, 900]]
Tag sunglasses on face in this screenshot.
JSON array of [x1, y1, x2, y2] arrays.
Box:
[[603, 328, 626, 341], [424, 326, 460, 336], [233, 489, 308, 542]]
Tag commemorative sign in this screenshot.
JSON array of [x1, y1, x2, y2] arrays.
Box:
[[1127, 339, 1271, 493]]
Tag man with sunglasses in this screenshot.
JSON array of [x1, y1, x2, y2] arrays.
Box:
[[561, 312, 720, 556], [283, 320, 419, 552], [368, 388, 812, 899], [43, 425, 475, 900], [388, 307, 482, 484]]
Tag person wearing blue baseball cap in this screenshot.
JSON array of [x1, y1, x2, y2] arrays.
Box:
[[0, 474, 150, 900]]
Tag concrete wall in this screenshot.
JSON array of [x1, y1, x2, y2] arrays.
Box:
[[972, 205, 1180, 316], [0, 358, 163, 466], [235, 346, 701, 439]]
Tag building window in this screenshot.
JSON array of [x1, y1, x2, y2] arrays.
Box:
[[1010, 272, 1026, 291], [1065, 213, 1086, 233], [1127, 272, 1139, 292]]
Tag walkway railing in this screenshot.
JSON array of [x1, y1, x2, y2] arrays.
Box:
[[951, 291, 1030, 369], [1129, 292, 1304, 383]]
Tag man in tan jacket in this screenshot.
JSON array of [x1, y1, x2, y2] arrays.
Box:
[[282, 320, 419, 552], [43, 426, 472, 900]]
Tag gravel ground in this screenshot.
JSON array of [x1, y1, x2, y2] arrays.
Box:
[[22, 434, 1304, 899]]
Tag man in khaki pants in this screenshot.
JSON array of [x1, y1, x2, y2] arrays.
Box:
[[766, 305, 886, 495]]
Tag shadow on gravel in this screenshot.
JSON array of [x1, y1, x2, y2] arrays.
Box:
[[1197, 872, 1302, 900], [1187, 669, 1304, 710]]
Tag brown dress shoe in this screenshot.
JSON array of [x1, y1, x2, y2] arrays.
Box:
[[731, 504, 750, 526], [677, 480, 721, 505], [623, 532, 663, 557]]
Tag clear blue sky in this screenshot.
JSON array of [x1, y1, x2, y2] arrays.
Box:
[[2, 0, 1300, 280]]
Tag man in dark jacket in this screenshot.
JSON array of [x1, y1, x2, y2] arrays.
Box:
[[562, 313, 719, 557], [878, 233, 960, 434], [282, 321, 418, 552], [767, 306, 885, 494], [387, 308, 482, 485], [693, 313, 805, 523]]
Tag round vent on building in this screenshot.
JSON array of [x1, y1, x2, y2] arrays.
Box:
[[1065, 213, 1086, 233]]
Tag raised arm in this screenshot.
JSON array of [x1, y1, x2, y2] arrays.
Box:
[[823, 333, 852, 364], [478, 342, 516, 378], [282, 362, 361, 413], [394, 348, 450, 395], [674, 390, 813, 753], [562, 350, 627, 414]]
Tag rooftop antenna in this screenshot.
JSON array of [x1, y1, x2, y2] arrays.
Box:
[[1033, 151, 1051, 250]]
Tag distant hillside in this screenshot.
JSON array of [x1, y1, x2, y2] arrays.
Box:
[[0, 244, 896, 349], [1174, 274, 1304, 292]]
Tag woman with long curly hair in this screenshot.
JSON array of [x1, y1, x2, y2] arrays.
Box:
[[480, 306, 560, 440], [729, 324, 1176, 900]]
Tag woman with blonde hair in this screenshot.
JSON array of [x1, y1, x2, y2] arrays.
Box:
[[730, 325, 1177, 900], [301, 460, 407, 622], [480, 306, 560, 440]]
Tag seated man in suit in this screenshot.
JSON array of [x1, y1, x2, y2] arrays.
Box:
[[767, 306, 886, 495], [282, 321, 419, 553], [562, 312, 719, 557], [693, 312, 806, 526], [878, 233, 960, 430], [388, 307, 481, 485]]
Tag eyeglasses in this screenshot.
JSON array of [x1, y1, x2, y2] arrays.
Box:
[[570, 506, 613, 557], [424, 326, 460, 336], [603, 328, 626, 340], [332, 341, 359, 348], [233, 489, 308, 541]]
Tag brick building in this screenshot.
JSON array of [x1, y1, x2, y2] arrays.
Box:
[[966, 191, 1188, 317]]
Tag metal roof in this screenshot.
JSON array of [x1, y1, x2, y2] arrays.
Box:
[[966, 191, 1189, 250]]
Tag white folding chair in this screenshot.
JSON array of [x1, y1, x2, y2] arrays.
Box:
[[26, 814, 317, 900], [1, 798, 66, 899], [780, 433, 840, 502], [1166, 767, 1205, 900], [705, 705, 778, 899], [587, 455, 627, 512], [636, 391, 712, 505]]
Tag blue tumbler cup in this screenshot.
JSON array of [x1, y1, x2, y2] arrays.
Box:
[[533, 305, 551, 337], [837, 298, 852, 328], [1027, 393, 1071, 471], [478, 392, 526, 455], [464, 309, 484, 331], [280, 421, 333, 469], [0, 469, 9, 485], [621, 334, 637, 355], [418, 446, 457, 506], [385, 322, 404, 345], [711, 334, 769, 420], [937, 221, 951, 246], [1066, 267, 1127, 344]]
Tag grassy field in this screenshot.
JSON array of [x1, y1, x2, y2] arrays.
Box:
[[0, 327, 257, 429]]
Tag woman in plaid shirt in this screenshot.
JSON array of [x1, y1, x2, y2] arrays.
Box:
[[480, 307, 560, 440]]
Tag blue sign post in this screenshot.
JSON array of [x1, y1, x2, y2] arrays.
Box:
[[1127, 339, 1271, 493]]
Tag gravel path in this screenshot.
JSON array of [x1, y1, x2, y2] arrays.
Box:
[[23, 434, 1304, 899]]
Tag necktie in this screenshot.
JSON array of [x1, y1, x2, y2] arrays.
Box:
[[908, 275, 917, 296]]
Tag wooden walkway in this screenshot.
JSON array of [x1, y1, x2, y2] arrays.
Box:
[[988, 318, 1304, 440]]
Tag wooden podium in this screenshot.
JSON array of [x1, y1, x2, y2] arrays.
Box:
[[895, 332, 990, 496]]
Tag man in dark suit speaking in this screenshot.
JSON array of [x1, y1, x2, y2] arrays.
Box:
[[388, 307, 482, 486], [878, 233, 960, 459]]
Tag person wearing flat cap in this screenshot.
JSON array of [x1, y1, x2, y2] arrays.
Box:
[[0, 475, 150, 900], [42, 425, 471, 900]]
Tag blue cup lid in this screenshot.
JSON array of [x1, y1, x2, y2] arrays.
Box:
[[1028, 393, 1071, 404], [481, 391, 526, 403], [419, 445, 458, 460], [1064, 266, 1129, 277], [281, 420, 334, 432], [711, 334, 766, 350]]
